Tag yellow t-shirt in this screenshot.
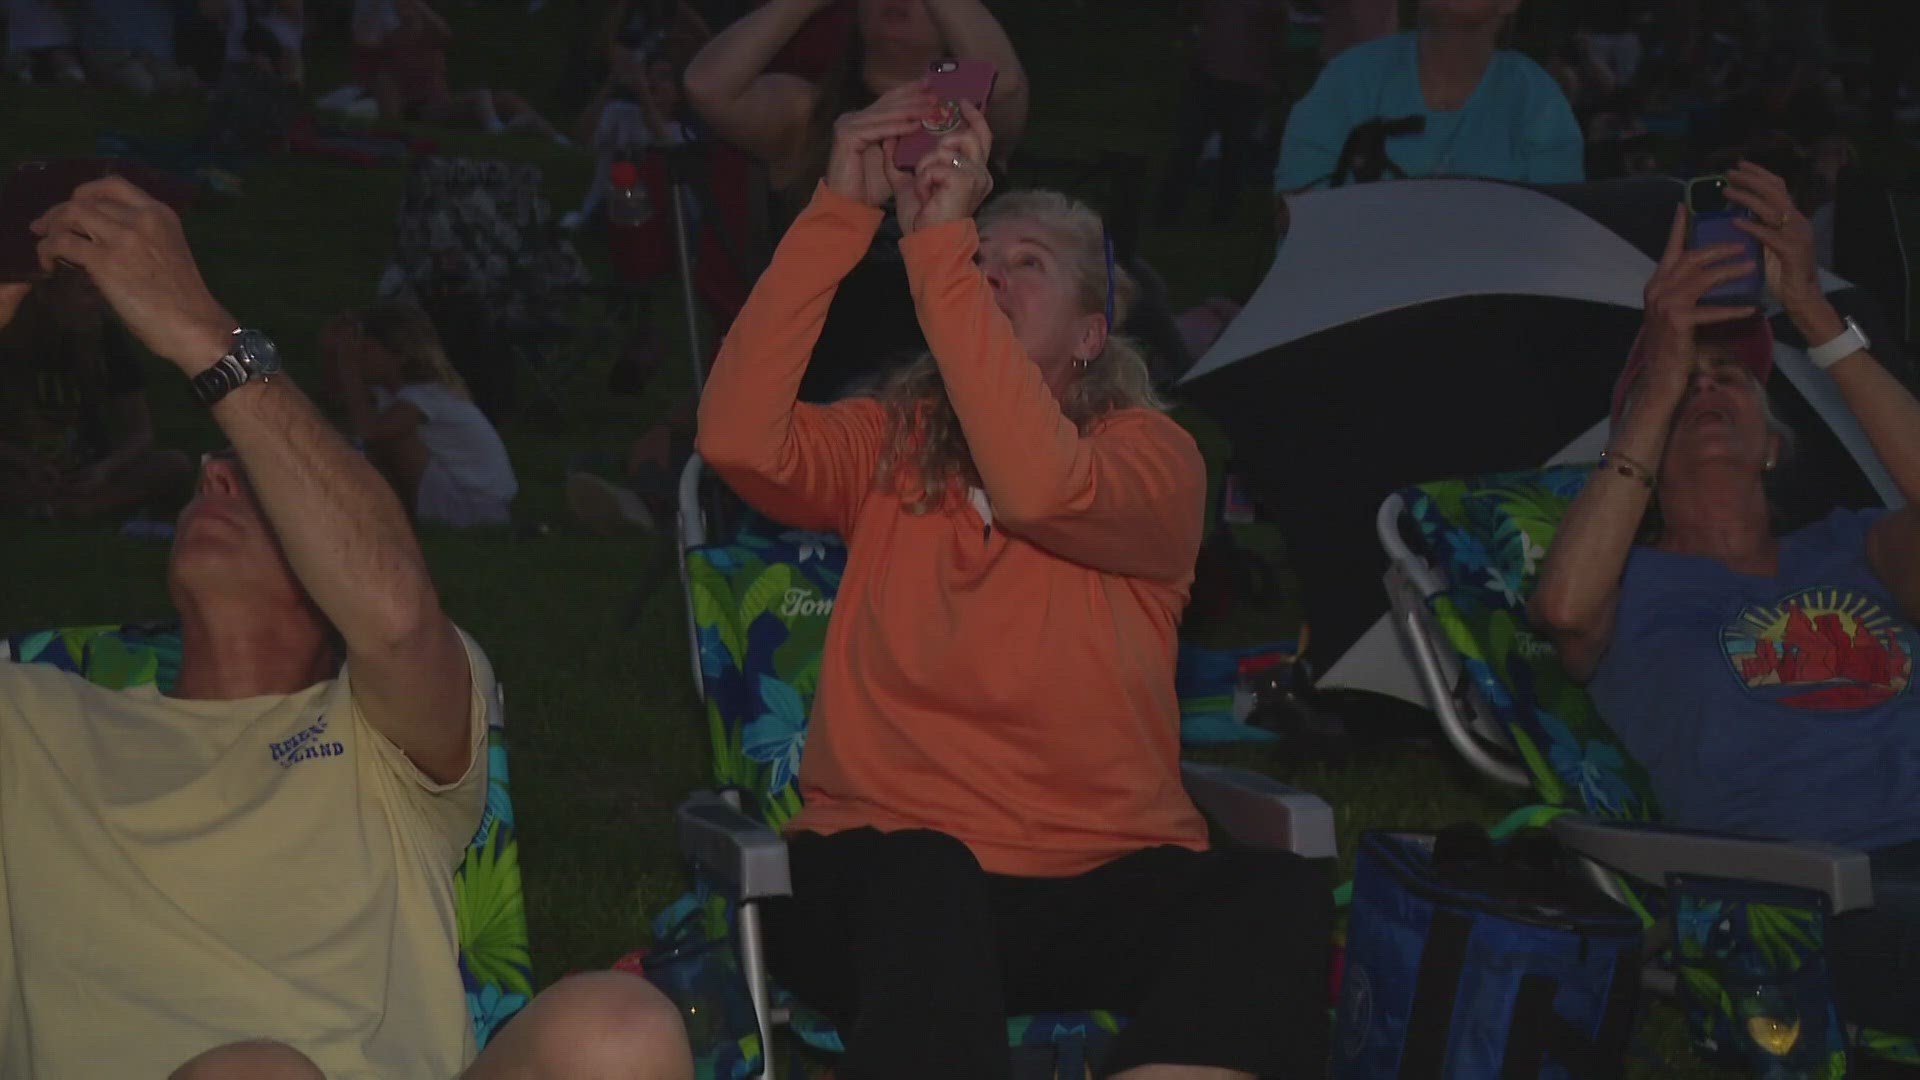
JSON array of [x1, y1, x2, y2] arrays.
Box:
[[0, 631, 493, 1080]]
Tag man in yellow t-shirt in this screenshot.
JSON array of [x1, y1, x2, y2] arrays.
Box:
[[3, 178, 692, 1079]]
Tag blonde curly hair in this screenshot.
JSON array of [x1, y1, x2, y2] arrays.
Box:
[[352, 301, 470, 399], [869, 191, 1168, 513]]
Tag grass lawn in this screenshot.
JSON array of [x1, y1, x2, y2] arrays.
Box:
[[4, 3, 1912, 1074]]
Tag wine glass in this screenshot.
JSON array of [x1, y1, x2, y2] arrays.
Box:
[[1733, 984, 1816, 1079]]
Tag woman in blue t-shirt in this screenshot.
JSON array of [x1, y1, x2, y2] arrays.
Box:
[[1531, 161, 1920, 1037], [1272, 0, 1582, 197]]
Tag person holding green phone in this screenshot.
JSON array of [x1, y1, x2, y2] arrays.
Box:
[[1533, 160, 1920, 1040]]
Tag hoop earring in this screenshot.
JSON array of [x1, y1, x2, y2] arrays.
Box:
[[1073, 356, 1090, 370]]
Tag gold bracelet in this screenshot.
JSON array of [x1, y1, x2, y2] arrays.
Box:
[[1597, 450, 1655, 490]]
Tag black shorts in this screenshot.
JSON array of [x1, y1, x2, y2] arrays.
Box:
[[763, 827, 1335, 1080]]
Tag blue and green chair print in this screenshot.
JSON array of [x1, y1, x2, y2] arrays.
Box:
[[1379, 465, 1917, 1069], [3, 622, 533, 1048]]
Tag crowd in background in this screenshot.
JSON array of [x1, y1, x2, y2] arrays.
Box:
[[3, 0, 1916, 530]]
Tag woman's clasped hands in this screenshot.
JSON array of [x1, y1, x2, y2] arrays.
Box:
[[824, 80, 995, 235]]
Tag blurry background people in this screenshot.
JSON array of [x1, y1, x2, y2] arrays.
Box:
[[321, 301, 519, 528], [0, 272, 193, 521], [1157, 0, 1291, 226], [1274, 0, 1582, 196], [561, 3, 709, 231], [2, 0, 86, 84], [352, 0, 571, 143]]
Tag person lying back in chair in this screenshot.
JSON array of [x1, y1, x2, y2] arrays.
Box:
[[0, 178, 693, 1079], [696, 87, 1333, 1080], [1532, 160, 1920, 1038]]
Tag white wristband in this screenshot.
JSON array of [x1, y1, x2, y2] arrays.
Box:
[[1807, 316, 1869, 371]]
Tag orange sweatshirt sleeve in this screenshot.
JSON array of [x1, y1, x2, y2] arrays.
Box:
[[695, 183, 893, 535], [898, 218, 1206, 585]]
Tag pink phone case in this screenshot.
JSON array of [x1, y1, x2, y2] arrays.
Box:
[[893, 59, 998, 171]]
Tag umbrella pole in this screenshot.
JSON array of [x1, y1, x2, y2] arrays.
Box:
[[666, 146, 707, 390]]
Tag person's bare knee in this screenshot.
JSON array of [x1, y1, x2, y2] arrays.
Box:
[[169, 1039, 325, 1080], [466, 971, 692, 1080]]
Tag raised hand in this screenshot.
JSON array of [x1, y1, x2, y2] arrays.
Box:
[[31, 177, 235, 375], [1637, 204, 1759, 399], [826, 81, 936, 208], [891, 99, 995, 234], [1724, 160, 1823, 320]]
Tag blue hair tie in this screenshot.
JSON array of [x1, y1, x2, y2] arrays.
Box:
[[1102, 229, 1116, 328]]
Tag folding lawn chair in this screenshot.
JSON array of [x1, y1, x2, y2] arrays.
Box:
[[1376, 465, 1919, 1068], [668, 454, 1338, 1079], [2, 623, 534, 1047]]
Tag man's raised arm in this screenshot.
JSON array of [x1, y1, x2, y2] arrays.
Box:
[[32, 178, 475, 784]]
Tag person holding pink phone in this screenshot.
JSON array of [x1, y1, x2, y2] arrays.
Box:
[[696, 93, 1333, 1080], [685, 0, 1029, 402]]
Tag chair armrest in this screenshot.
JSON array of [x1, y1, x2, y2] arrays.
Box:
[[675, 791, 792, 901], [1551, 815, 1874, 914], [1181, 761, 1338, 860]]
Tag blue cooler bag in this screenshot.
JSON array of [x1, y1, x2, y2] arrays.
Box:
[[1335, 827, 1643, 1079]]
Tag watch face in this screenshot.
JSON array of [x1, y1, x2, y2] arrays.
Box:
[[235, 330, 283, 376]]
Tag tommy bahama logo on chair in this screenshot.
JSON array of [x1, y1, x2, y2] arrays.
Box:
[[690, 537, 846, 831], [779, 587, 832, 619]]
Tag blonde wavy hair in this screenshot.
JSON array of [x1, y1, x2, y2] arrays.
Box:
[[353, 301, 470, 398], [870, 191, 1169, 513]]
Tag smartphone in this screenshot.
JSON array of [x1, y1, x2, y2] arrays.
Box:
[[1685, 174, 1764, 307], [892, 59, 998, 171], [0, 159, 186, 282]]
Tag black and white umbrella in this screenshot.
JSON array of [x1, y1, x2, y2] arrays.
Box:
[[1179, 176, 1904, 707]]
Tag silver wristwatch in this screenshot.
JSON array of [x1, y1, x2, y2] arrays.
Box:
[[191, 329, 283, 406], [1806, 316, 1869, 371]]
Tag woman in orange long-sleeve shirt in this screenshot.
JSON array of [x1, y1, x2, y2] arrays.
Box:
[[695, 83, 1332, 1080]]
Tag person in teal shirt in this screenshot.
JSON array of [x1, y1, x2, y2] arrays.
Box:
[[1274, 0, 1583, 194]]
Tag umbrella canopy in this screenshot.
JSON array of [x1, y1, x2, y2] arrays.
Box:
[[1180, 176, 1903, 705]]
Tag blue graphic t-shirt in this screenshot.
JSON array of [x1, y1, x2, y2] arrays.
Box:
[[1591, 508, 1920, 851]]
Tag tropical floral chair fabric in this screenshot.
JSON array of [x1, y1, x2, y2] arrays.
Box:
[[2, 623, 533, 1048], [1395, 466, 1918, 1068], [682, 527, 1125, 1074], [1399, 464, 1656, 823], [1670, 877, 1850, 1075]]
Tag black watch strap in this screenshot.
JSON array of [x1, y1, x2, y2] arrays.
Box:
[[191, 354, 248, 407]]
